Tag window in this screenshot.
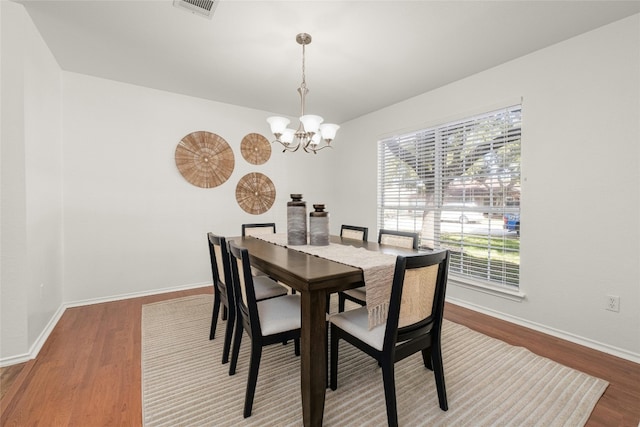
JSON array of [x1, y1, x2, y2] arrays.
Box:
[[378, 105, 521, 288]]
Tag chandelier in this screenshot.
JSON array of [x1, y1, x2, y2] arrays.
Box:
[[267, 33, 339, 154]]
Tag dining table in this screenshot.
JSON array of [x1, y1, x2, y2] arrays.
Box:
[[229, 234, 419, 427]]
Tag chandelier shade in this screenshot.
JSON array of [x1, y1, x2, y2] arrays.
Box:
[[267, 33, 339, 154]]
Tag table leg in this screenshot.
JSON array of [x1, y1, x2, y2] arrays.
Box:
[[300, 289, 327, 427]]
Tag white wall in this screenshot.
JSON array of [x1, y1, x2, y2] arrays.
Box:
[[330, 15, 640, 360], [2, 2, 334, 363], [62, 73, 333, 303], [1, 1, 63, 362]]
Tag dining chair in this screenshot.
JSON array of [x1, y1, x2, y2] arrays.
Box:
[[336, 225, 369, 312], [207, 233, 288, 365], [227, 240, 302, 418], [340, 224, 369, 241], [378, 228, 420, 250], [329, 250, 450, 427], [241, 222, 298, 297], [242, 223, 277, 277], [338, 229, 420, 312], [241, 222, 276, 237]]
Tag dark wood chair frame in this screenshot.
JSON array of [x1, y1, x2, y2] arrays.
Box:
[[330, 250, 450, 427], [228, 241, 301, 418], [207, 233, 235, 364]]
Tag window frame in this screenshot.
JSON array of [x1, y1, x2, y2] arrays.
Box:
[[377, 104, 522, 293]]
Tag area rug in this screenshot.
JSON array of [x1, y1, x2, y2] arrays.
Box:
[[141, 295, 608, 426]]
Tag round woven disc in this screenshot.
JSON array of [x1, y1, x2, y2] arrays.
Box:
[[235, 172, 276, 215], [175, 131, 235, 188], [240, 133, 271, 165]]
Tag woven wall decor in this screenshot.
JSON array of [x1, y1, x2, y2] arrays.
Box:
[[240, 133, 271, 165], [175, 131, 235, 188], [235, 172, 276, 215]]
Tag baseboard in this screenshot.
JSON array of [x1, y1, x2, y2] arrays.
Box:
[[0, 353, 33, 368], [0, 282, 210, 367], [446, 296, 640, 364], [63, 281, 210, 309]]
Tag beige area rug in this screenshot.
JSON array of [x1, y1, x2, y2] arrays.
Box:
[[141, 295, 608, 426]]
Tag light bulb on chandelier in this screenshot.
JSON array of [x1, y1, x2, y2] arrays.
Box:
[[267, 33, 339, 154]]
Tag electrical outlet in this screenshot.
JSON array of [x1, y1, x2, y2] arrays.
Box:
[[606, 295, 620, 312]]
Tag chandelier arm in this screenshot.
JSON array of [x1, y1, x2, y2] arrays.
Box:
[[310, 144, 333, 153], [273, 138, 300, 152]]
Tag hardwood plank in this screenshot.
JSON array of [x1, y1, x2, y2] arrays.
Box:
[[0, 287, 208, 426], [1, 289, 638, 426]]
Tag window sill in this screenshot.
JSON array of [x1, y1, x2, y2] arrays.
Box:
[[448, 274, 526, 302]]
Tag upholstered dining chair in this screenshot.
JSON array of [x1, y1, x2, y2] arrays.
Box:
[[241, 223, 277, 277], [241, 222, 276, 237], [329, 250, 450, 427], [378, 229, 420, 250], [340, 224, 369, 241], [227, 240, 302, 418], [207, 233, 288, 365], [336, 225, 369, 312], [338, 229, 419, 312]]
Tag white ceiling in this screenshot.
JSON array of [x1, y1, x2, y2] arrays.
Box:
[[18, 0, 640, 123]]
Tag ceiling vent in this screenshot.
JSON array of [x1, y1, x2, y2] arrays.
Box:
[[173, 0, 218, 19]]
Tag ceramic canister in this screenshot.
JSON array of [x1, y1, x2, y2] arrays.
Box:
[[309, 204, 329, 246], [287, 194, 307, 245]]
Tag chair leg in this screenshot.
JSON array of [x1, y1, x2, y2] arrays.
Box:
[[421, 347, 433, 370], [229, 317, 243, 376], [325, 321, 329, 388], [244, 341, 263, 418], [210, 293, 221, 340], [338, 293, 346, 313], [381, 360, 399, 427], [294, 338, 300, 356], [222, 305, 228, 321], [329, 327, 339, 390], [432, 342, 448, 411], [221, 307, 235, 364]]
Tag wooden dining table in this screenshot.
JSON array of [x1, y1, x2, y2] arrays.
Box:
[[230, 235, 417, 427]]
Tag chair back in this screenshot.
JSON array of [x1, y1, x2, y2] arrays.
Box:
[[383, 250, 449, 352], [378, 229, 419, 249], [208, 233, 233, 301], [340, 225, 369, 241], [228, 241, 262, 336], [242, 223, 276, 236]]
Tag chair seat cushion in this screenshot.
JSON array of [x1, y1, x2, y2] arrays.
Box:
[[343, 286, 366, 301], [258, 294, 301, 336], [253, 276, 288, 301], [330, 307, 385, 351]]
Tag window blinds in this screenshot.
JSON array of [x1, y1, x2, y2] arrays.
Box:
[[378, 105, 521, 288]]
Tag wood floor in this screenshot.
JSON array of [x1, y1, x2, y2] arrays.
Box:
[[1, 286, 639, 426]]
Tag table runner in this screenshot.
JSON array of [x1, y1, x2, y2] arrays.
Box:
[[253, 233, 396, 328]]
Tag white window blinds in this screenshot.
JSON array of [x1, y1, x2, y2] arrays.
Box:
[[378, 105, 521, 288]]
